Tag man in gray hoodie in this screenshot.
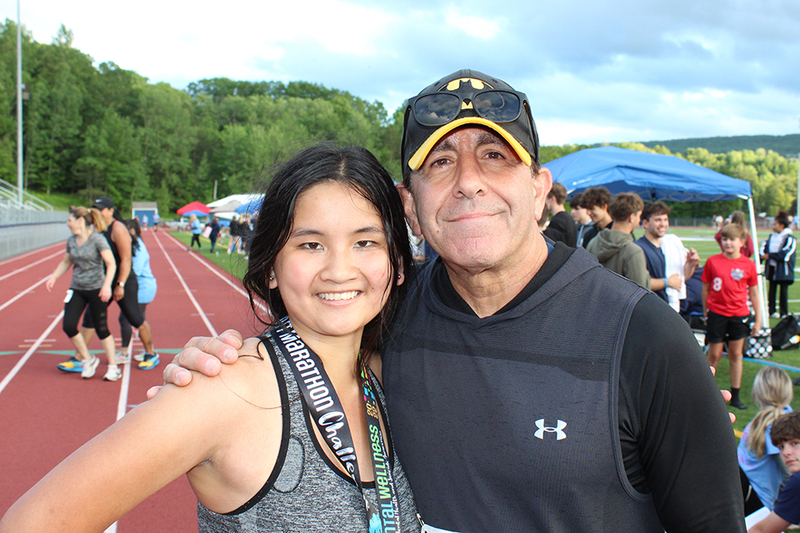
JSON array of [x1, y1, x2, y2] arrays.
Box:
[[586, 192, 650, 288]]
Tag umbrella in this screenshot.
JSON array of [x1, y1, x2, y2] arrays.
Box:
[[177, 201, 211, 215], [181, 210, 210, 218]]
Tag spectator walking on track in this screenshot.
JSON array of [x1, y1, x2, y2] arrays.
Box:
[[46, 207, 117, 380], [206, 216, 221, 253], [167, 70, 746, 532], [188, 213, 202, 251], [0, 143, 418, 532], [227, 215, 240, 254], [118, 218, 160, 370]]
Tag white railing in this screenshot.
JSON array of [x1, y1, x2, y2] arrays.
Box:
[[0, 177, 53, 211]]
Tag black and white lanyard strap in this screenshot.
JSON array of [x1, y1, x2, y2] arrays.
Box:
[[268, 317, 402, 532]]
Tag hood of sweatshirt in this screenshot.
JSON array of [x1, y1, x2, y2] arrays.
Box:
[[587, 229, 634, 262]]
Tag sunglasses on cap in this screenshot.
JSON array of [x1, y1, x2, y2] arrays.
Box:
[[409, 89, 526, 127]]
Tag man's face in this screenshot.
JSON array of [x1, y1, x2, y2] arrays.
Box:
[[587, 204, 607, 223], [644, 213, 669, 239], [98, 207, 113, 224], [779, 439, 800, 473], [398, 127, 550, 274], [571, 205, 590, 224]]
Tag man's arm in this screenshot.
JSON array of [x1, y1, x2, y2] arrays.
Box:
[[111, 220, 133, 301], [747, 512, 790, 533], [684, 247, 699, 279], [621, 295, 745, 531]]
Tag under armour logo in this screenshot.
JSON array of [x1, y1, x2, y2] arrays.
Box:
[[534, 419, 567, 440]]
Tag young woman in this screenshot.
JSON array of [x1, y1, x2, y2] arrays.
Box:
[[46, 206, 118, 381], [739, 367, 794, 510], [118, 218, 160, 370], [760, 211, 796, 319], [0, 144, 417, 532], [188, 213, 203, 250]]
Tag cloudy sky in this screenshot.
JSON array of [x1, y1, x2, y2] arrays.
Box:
[[3, 0, 799, 145]]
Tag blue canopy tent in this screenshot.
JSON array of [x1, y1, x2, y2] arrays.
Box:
[[544, 146, 751, 202], [235, 197, 264, 215], [543, 146, 766, 319]]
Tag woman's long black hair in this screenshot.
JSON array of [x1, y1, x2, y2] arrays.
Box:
[[242, 143, 412, 363]]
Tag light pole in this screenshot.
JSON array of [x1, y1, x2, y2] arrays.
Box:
[[16, 0, 23, 207]]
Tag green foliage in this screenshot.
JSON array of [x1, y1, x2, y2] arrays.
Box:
[[3, 20, 800, 219]]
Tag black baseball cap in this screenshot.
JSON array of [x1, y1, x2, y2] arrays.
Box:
[[92, 195, 114, 210], [401, 69, 540, 173]]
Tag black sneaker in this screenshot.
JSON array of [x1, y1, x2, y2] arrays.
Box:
[[730, 399, 748, 410]]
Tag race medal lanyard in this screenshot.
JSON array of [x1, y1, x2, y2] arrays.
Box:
[[268, 317, 402, 532]]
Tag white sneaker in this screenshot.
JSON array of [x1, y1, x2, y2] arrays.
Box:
[[103, 366, 123, 382], [115, 351, 130, 365], [133, 352, 145, 362], [81, 355, 100, 379], [771, 312, 781, 319]]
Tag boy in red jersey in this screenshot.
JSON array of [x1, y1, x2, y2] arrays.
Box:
[[703, 223, 763, 410]]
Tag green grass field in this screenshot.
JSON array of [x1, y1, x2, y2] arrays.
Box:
[[175, 226, 800, 435], [662, 226, 800, 434]]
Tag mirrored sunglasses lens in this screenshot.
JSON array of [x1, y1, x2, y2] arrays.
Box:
[[413, 94, 461, 126], [473, 91, 521, 122]]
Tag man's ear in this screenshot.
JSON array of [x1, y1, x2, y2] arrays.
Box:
[[396, 183, 422, 236], [533, 167, 553, 221]]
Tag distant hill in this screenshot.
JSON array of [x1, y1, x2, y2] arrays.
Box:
[[640, 134, 800, 157]]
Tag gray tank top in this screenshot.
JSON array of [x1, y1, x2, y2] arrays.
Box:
[[197, 337, 418, 532]]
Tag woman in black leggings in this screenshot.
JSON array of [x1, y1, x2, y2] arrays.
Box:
[[46, 207, 119, 380]]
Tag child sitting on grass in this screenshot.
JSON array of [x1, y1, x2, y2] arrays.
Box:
[[748, 411, 800, 532], [703, 222, 763, 410]]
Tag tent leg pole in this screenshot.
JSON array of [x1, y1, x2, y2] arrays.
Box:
[[747, 197, 768, 326]]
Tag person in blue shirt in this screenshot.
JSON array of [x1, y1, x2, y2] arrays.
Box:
[[739, 367, 793, 510], [749, 411, 800, 532]]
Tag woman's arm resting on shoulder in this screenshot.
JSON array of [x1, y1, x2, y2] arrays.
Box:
[[146, 329, 244, 399], [0, 375, 229, 533], [747, 512, 790, 533]]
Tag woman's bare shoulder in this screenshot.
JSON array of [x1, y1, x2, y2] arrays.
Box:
[[214, 336, 283, 410]]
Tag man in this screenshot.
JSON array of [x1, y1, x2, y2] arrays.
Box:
[[163, 70, 744, 532], [580, 185, 613, 246], [542, 182, 577, 246], [59, 196, 160, 370], [569, 191, 594, 247], [635, 201, 700, 311], [586, 192, 650, 288]]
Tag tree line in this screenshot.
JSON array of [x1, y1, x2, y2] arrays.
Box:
[[1, 20, 798, 217]]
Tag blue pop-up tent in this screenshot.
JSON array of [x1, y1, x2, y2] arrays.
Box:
[[235, 196, 264, 215], [543, 146, 765, 318], [544, 146, 751, 202]]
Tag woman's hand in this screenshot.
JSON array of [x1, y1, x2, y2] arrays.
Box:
[[99, 284, 113, 303]]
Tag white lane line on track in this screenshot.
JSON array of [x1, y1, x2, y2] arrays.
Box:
[[160, 231, 269, 314], [152, 231, 218, 337], [0, 276, 48, 313], [0, 311, 64, 395], [0, 242, 64, 268], [0, 251, 63, 282]]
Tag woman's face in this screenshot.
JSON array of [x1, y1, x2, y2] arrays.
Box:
[[66, 214, 83, 235], [269, 181, 401, 347]]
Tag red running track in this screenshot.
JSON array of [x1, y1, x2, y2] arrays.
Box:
[[0, 229, 269, 531]]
